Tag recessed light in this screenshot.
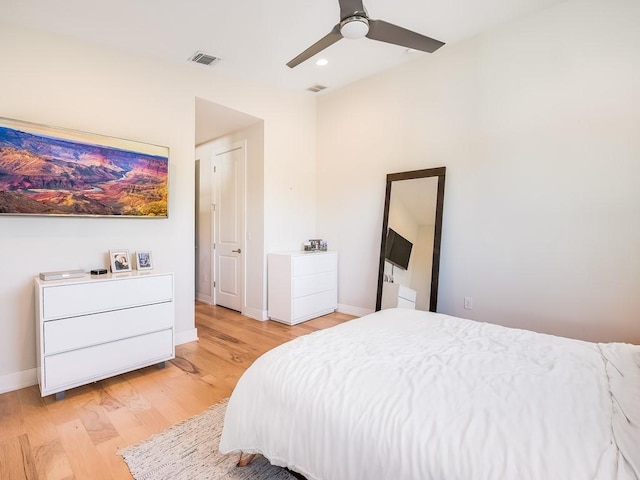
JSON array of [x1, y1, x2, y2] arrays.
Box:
[[405, 48, 417, 55], [315, 58, 329, 66]]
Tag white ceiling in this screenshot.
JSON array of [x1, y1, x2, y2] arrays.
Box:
[[3, 0, 565, 94]]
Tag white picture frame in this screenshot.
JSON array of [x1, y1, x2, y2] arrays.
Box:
[[135, 251, 153, 270], [109, 249, 131, 273]]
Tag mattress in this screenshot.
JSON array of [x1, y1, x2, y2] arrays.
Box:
[[219, 308, 640, 480]]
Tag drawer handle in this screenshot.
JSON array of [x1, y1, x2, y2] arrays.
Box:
[[232, 249, 242, 253]]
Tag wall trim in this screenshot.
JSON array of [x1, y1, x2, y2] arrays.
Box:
[[175, 328, 199, 345], [337, 303, 370, 318], [0, 368, 37, 395], [196, 293, 213, 304], [243, 306, 268, 321]]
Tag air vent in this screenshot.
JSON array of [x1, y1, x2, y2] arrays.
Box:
[[307, 84, 328, 93], [189, 51, 221, 66]]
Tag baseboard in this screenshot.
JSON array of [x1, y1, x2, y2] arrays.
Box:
[[175, 327, 199, 345], [243, 306, 268, 321], [195, 293, 213, 304], [337, 303, 371, 318], [0, 368, 37, 395]]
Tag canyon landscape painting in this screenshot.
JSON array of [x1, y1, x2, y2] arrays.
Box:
[[0, 117, 168, 217]]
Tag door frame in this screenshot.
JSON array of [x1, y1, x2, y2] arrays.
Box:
[[211, 139, 247, 313]]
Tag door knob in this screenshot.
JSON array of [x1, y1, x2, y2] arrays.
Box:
[[232, 249, 242, 253]]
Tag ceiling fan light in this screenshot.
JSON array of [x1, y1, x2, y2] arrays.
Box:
[[340, 17, 369, 39]]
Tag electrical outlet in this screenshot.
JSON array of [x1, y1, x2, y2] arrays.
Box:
[[464, 297, 473, 310]]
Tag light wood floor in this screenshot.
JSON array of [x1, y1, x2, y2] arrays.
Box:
[[0, 303, 355, 480]]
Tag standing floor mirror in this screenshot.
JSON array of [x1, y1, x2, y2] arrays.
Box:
[[376, 167, 446, 312]]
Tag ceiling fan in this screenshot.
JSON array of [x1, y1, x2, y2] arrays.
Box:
[[286, 0, 445, 68]]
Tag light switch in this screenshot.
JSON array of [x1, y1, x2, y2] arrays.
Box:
[[464, 297, 473, 310]]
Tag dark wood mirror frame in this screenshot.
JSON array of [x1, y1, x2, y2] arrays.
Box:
[[375, 167, 446, 312]]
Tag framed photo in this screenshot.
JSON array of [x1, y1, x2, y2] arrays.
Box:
[[109, 250, 132, 273], [135, 251, 153, 270], [0, 116, 169, 217], [307, 239, 327, 251]]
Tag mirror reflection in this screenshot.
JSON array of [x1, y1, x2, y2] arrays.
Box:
[[376, 168, 446, 312]]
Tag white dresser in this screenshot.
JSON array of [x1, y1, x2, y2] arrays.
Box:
[[35, 271, 175, 399], [381, 282, 417, 309], [268, 251, 337, 325]]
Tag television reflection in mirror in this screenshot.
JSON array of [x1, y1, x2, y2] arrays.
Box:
[[385, 228, 413, 271]]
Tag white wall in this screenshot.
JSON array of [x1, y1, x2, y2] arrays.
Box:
[[412, 225, 435, 311], [0, 24, 317, 392], [317, 0, 640, 343]]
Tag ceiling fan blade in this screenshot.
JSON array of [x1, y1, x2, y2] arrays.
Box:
[[366, 19, 445, 53], [286, 25, 343, 68], [338, 0, 366, 19]]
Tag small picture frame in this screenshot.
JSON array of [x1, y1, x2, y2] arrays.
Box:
[[109, 249, 132, 273], [307, 239, 328, 252], [135, 251, 153, 271]]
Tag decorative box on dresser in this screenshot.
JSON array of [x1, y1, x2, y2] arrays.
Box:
[[268, 251, 338, 325], [35, 271, 175, 399]]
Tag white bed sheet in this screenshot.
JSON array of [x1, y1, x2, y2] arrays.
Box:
[[220, 309, 640, 480]]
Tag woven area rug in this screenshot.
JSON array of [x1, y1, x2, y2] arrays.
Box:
[[118, 398, 295, 480]]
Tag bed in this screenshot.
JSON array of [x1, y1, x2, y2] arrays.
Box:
[[219, 308, 640, 480]]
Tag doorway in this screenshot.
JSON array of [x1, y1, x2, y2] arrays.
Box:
[[211, 140, 246, 312], [194, 97, 265, 318]]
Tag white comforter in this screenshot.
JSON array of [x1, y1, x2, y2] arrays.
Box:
[[219, 309, 640, 480]]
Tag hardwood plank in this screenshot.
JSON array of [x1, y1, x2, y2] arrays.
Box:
[[157, 370, 224, 417], [98, 377, 152, 415], [44, 383, 98, 427], [112, 373, 192, 428], [75, 397, 120, 446], [18, 386, 74, 480], [30, 441, 74, 480], [107, 406, 158, 447], [0, 390, 24, 442], [17, 387, 53, 446], [0, 434, 38, 480], [0, 304, 355, 479], [95, 436, 134, 479], [56, 419, 113, 480]]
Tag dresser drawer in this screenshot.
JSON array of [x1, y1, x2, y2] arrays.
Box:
[[397, 297, 417, 309], [397, 284, 417, 302], [42, 274, 173, 320], [292, 271, 336, 298], [43, 302, 174, 355], [292, 289, 337, 321], [44, 329, 173, 392], [292, 253, 336, 277]]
